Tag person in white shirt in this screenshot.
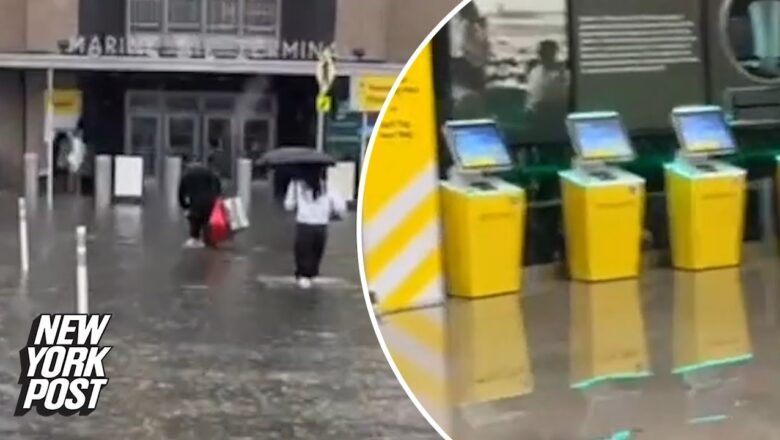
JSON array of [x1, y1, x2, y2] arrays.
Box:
[[284, 167, 347, 289], [525, 40, 569, 114], [66, 128, 87, 194]]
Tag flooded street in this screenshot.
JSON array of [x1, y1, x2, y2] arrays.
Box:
[[0, 185, 435, 439]]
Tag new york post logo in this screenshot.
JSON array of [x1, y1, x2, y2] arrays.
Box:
[[15, 314, 112, 416]]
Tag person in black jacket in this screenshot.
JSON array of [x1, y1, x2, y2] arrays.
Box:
[[178, 158, 222, 248]]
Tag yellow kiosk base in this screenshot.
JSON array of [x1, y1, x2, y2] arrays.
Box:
[[560, 168, 645, 281], [441, 178, 525, 298], [665, 161, 746, 271]]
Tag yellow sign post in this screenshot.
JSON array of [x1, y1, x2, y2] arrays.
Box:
[[315, 48, 337, 152]]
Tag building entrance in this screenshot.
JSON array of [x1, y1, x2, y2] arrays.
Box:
[[125, 90, 276, 179]]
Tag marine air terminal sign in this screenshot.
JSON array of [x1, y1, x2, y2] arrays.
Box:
[[59, 35, 336, 61]]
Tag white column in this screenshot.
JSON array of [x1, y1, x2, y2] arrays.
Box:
[[18, 198, 29, 275], [76, 226, 88, 314], [166, 156, 182, 211], [237, 157, 252, 219], [45, 69, 54, 209], [24, 152, 39, 211], [95, 155, 112, 211]]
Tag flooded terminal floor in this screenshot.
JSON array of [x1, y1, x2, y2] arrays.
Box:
[[379, 255, 780, 439]]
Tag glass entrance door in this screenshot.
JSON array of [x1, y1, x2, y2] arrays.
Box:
[[128, 114, 160, 176], [204, 115, 234, 179], [242, 118, 273, 159], [243, 118, 273, 179], [166, 114, 200, 163]]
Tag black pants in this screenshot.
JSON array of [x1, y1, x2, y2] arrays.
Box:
[[188, 205, 210, 240], [294, 223, 328, 278]]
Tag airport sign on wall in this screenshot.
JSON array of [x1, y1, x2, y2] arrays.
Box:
[[59, 35, 336, 61], [44, 89, 82, 130], [350, 75, 396, 112]]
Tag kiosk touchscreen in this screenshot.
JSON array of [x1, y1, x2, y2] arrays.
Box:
[[665, 106, 746, 270], [440, 119, 525, 298], [560, 112, 645, 281], [567, 111, 635, 176], [671, 106, 738, 173], [443, 119, 514, 189]]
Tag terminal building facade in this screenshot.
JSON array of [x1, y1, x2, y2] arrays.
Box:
[[0, 0, 457, 189]]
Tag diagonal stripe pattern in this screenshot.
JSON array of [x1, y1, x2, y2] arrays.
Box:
[[361, 44, 445, 314]]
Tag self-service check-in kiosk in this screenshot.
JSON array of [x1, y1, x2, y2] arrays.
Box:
[[560, 112, 645, 281], [665, 106, 746, 271], [440, 120, 525, 298]]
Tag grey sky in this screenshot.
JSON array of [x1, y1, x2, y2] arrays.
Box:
[[473, 0, 565, 13]]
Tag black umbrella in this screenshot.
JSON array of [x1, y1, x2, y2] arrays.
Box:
[[256, 147, 336, 168]]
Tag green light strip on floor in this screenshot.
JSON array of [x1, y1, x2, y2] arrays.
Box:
[[571, 371, 652, 390], [609, 430, 634, 440], [672, 354, 753, 375], [689, 414, 728, 425], [592, 430, 634, 440]]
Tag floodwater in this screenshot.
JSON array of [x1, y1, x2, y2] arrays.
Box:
[[380, 255, 780, 440], [0, 184, 436, 439]]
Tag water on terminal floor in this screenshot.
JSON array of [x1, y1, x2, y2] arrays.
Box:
[[380, 261, 780, 439], [0, 185, 437, 439]]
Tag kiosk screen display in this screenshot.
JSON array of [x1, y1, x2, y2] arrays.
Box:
[[570, 117, 633, 161], [447, 122, 513, 171], [674, 111, 736, 155]]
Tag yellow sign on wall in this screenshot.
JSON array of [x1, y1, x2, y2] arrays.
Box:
[[362, 44, 445, 314], [351, 75, 397, 113], [46, 89, 82, 116]]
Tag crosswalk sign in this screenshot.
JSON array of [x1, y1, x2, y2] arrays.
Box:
[[316, 94, 332, 113], [316, 48, 337, 94]]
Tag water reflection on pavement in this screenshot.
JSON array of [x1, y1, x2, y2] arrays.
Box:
[[0, 187, 436, 439]]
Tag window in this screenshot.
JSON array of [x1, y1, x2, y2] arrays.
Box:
[[130, 0, 162, 31], [130, 0, 279, 36], [208, 0, 239, 33], [168, 116, 199, 159], [243, 119, 271, 157], [168, 0, 202, 32], [165, 95, 199, 112], [245, 0, 278, 35], [129, 116, 160, 175]]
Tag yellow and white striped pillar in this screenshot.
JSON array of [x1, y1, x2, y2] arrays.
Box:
[[380, 307, 451, 433], [362, 44, 446, 314]]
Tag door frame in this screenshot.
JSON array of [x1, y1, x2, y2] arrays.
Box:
[[240, 115, 276, 180], [125, 112, 162, 177], [165, 112, 201, 164], [202, 112, 236, 178]]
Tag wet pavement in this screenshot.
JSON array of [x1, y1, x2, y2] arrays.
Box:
[[379, 251, 780, 440], [0, 184, 437, 439]]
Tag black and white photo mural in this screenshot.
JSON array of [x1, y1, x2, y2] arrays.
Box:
[[447, 0, 570, 145]]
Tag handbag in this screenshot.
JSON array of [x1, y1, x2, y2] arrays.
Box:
[[328, 194, 344, 222], [223, 196, 250, 232], [205, 198, 230, 247]]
